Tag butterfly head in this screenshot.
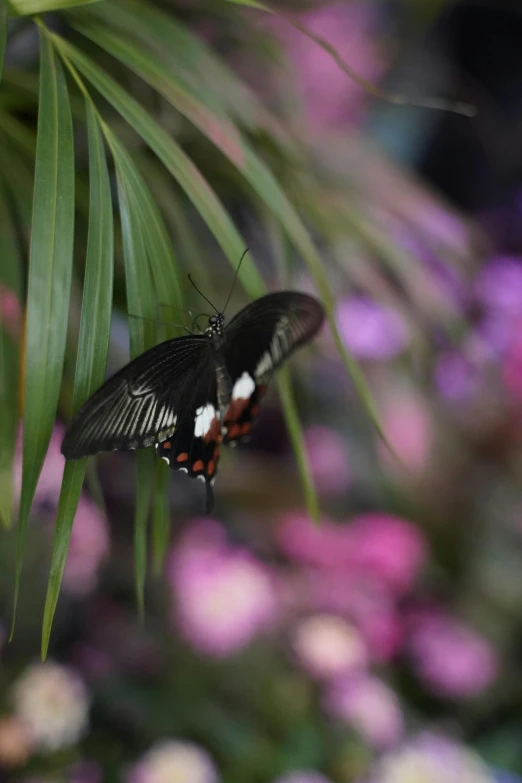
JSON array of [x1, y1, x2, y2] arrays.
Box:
[[207, 313, 225, 336]]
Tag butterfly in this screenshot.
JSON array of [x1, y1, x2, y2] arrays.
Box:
[[62, 274, 324, 512]]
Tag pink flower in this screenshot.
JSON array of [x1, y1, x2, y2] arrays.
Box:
[[14, 424, 66, 515], [291, 614, 367, 680], [337, 297, 410, 360], [63, 497, 110, 596], [128, 740, 219, 783], [169, 521, 278, 657], [303, 426, 351, 494], [408, 611, 497, 698], [276, 513, 349, 568], [273, 2, 385, 132], [324, 675, 403, 750], [289, 567, 402, 663], [503, 326, 522, 400], [378, 390, 433, 476], [347, 513, 426, 595]]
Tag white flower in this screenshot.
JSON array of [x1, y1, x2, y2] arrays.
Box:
[[372, 733, 493, 783], [12, 662, 89, 751], [128, 740, 220, 783], [291, 614, 367, 680]]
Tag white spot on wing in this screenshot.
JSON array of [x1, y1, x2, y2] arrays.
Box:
[[194, 403, 217, 438], [161, 456, 170, 464], [179, 467, 188, 474], [255, 352, 272, 379], [197, 475, 206, 483], [232, 371, 255, 400]]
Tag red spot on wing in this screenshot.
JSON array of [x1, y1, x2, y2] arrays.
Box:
[[224, 397, 250, 423], [177, 452, 188, 462], [163, 441, 171, 449], [192, 459, 204, 472], [207, 460, 216, 476], [204, 415, 222, 444], [227, 424, 242, 439]]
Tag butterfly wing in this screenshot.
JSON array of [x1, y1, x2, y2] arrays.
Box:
[[156, 356, 222, 513], [61, 335, 209, 459], [222, 292, 324, 444]]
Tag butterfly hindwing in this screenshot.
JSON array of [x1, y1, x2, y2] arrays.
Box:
[[222, 292, 324, 443], [156, 360, 222, 512], [61, 335, 209, 459]]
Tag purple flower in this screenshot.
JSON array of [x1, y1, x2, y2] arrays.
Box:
[[434, 351, 480, 402], [503, 327, 522, 401], [475, 257, 522, 315], [324, 675, 403, 750], [408, 611, 497, 698], [169, 521, 278, 658], [337, 296, 410, 360]]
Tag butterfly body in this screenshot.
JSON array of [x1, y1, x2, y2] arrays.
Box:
[[62, 291, 324, 511]]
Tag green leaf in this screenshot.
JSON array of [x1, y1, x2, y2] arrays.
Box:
[[278, 368, 319, 522], [105, 133, 183, 333], [8, 0, 101, 16], [0, 325, 18, 527], [0, 109, 37, 159], [0, 187, 22, 528], [74, 0, 295, 150], [12, 29, 74, 637], [0, 1, 7, 88], [226, 0, 269, 8], [41, 98, 114, 659], [51, 34, 265, 300], [152, 458, 170, 575], [116, 167, 158, 615]]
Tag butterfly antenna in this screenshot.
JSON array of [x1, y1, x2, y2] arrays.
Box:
[[188, 274, 219, 314], [222, 247, 249, 315]]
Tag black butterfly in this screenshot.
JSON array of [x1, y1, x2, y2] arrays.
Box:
[[62, 286, 324, 512]]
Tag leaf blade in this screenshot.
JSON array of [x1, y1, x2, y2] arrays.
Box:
[[12, 29, 75, 636], [116, 165, 158, 615], [0, 187, 23, 527], [41, 97, 114, 658]]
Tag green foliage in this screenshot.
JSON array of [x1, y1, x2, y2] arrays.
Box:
[[41, 98, 114, 660], [12, 29, 75, 637], [0, 0, 388, 647]]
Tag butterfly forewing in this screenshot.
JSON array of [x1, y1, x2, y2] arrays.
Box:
[[222, 292, 324, 444], [61, 335, 208, 458]]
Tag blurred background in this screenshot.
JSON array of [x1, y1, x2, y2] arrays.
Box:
[[2, 0, 522, 781]]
